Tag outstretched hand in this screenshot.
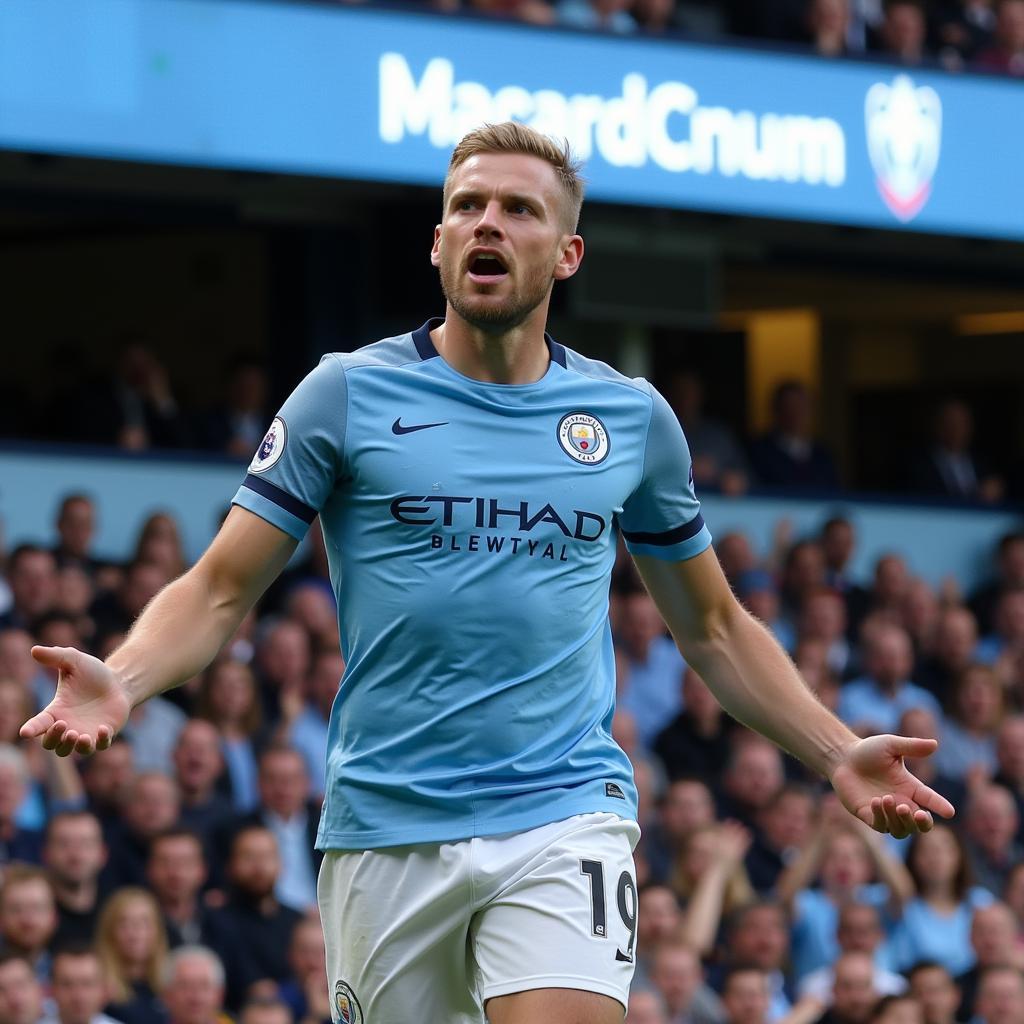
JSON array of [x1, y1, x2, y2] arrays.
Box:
[[829, 734, 955, 839], [20, 646, 132, 757]]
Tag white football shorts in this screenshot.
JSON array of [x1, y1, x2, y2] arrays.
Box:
[[317, 812, 641, 1023]]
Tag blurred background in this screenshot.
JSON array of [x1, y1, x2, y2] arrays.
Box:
[[0, 2, 1023, 1024]]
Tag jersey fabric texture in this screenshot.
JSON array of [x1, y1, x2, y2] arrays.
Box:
[[232, 319, 712, 850]]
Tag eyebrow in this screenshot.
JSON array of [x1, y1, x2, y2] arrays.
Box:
[[448, 187, 549, 218]]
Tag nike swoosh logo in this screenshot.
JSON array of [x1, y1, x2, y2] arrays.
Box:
[[392, 418, 448, 435]]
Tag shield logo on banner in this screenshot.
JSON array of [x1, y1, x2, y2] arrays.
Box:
[[865, 75, 942, 223]]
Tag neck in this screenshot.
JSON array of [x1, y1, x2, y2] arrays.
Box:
[[432, 308, 551, 385], [54, 877, 98, 910], [163, 893, 198, 922]]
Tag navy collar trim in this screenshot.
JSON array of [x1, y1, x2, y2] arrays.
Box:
[[411, 318, 567, 369]]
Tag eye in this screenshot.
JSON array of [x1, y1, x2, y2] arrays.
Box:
[[511, 203, 533, 216], [457, 199, 477, 211]]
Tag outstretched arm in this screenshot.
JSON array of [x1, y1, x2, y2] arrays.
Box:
[[21, 506, 297, 756], [633, 547, 955, 837]]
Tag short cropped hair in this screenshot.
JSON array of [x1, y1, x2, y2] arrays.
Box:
[[444, 122, 585, 232]]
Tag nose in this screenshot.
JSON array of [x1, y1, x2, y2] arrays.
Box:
[[474, 200, 506, 241]]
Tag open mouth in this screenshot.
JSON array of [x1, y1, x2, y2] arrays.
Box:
[[468, 253, 508, 281]]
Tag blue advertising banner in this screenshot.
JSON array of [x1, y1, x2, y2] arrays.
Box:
[[1, 0, 1022, 239]]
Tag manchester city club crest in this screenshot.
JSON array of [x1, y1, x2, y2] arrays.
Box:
[[334, 980, 364, 1024], [249, 416, 287, 474], [865, 75, 942, 223], [557, 412, 609, 465]]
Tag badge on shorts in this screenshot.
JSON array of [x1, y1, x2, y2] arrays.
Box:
[[335, 980, 364, 1024]]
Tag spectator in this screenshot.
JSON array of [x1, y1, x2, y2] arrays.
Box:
[[274, 917, 330, 1024], [976, 0, 1024, 73], [617, 593, 686, 750], [838, 623, 941, 735], [907, 961, 961, 1024], [977, 591, 1024, 668], [720, 903, 793, 1020], [43, 811, 108, 948], [867, 557, 912, 619], [95, 887, 170, 1024], [0, 545, 57, 632], [80, 740, 134, 842], [932, 0, 997, 64], [635, 885, 683, 987], [872, 0, 929, 61], [160, 946, 230, 1024], [0, 627, 52, 712], [779, 541, 827, 626], [721, 967, 772, 1024], [105, 772, 181, 886], [1003, 861, 1024, 939], [649, 941, 725, 1024], [900, 581, 941, 675], [917, 607, 980, 705], [719, 736, 785, 829], [799, 902, 907, 1002], [777, 806, 912, 981], [653, 668, 733, 783], [278, 649, 343, 800], [230, 747, 322, 913], [994, 717, 1024, 826], [199, 357, 272, 458], [196, 660, 264, 813], [44, 946, 121, 1024], [972, 965, 1024, 1024], [797, 589, 852, 679], [963, 786, 1023, 896], [891, 826, 993, 975], [935, 665, 1002, 780], [870, 995, 922, 1024], [816, 952, 879, 1024], [0, 745, 43, 864], [0, 682, 49, 832], [633, 0, 686, 34], [910, 400, 1003, 502], [672, 822, 755, 953], [252, 620, 311, 726], [969, 532, 1024, 635], [955, 903, 1024, 1019], [807, 0, 853, 55], [745, 784, 815, 895], [716, 533, 758, 590], [51, 496, 102, 577], [667, 371, 749, 495], [0, 864, 58, 982], [172, 721, 234, 843], [626, 987, 670, 1024], [820, 517, 870, 634], [131, 513, 187, 582], [237, 998, 292, 1024], [209, 826, 301, 1008], [748, 381, 840, 490], [643, 777, 716, 884], [282, 582, 338, 656], [736, 571, 794, 653], [90, 560, 171, 645], [0, 952, 44, 1024], [146, 829, 215, 949], [556, 0, 638, 32]]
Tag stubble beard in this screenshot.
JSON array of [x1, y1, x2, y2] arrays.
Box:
[[439, 256, 551, 334]]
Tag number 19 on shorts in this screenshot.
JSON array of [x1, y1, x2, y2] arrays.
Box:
[[580, 859, 637, 963]]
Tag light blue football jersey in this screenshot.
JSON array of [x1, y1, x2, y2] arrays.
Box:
[[232, 319, 712, 849]]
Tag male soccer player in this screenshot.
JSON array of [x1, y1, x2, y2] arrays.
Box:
[[22, 123, 953, 1024]]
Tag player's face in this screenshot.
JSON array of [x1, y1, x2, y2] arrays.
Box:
[[432, 152, 581, 332]]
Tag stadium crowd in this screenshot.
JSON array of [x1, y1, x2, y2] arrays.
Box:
[[337, 0, 1024, 77], [1, 470, 1024, 1022]]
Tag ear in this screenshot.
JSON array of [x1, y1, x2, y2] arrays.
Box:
[[430, 225, 442, 268], [553, 234, 584, 282]]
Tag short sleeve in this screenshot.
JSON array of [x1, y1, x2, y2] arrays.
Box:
[[231, 354, 347, 540], [619, 383, 713, 562]]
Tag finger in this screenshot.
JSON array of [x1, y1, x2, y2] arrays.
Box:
[[911, 780, 956, 819], [74, 734, 96, 757], [41, 719, 68, 752], [892, 735, 939, 759], [881, 795, 907, 838], [912, 808, 934, 832], [96, 726, 113, 752], [30, 645, 76, 672], [19, 710, 55, 740], [54, 729, 79, 758], [869, 797, 887, 832]]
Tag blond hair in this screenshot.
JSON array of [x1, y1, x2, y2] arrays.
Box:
[[95, 887, 169, 1004], [443, 122, 585, 232]]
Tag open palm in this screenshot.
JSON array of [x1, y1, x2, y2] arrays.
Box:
[[830, 734, 956, 838], [20, 646, 131, 757]]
